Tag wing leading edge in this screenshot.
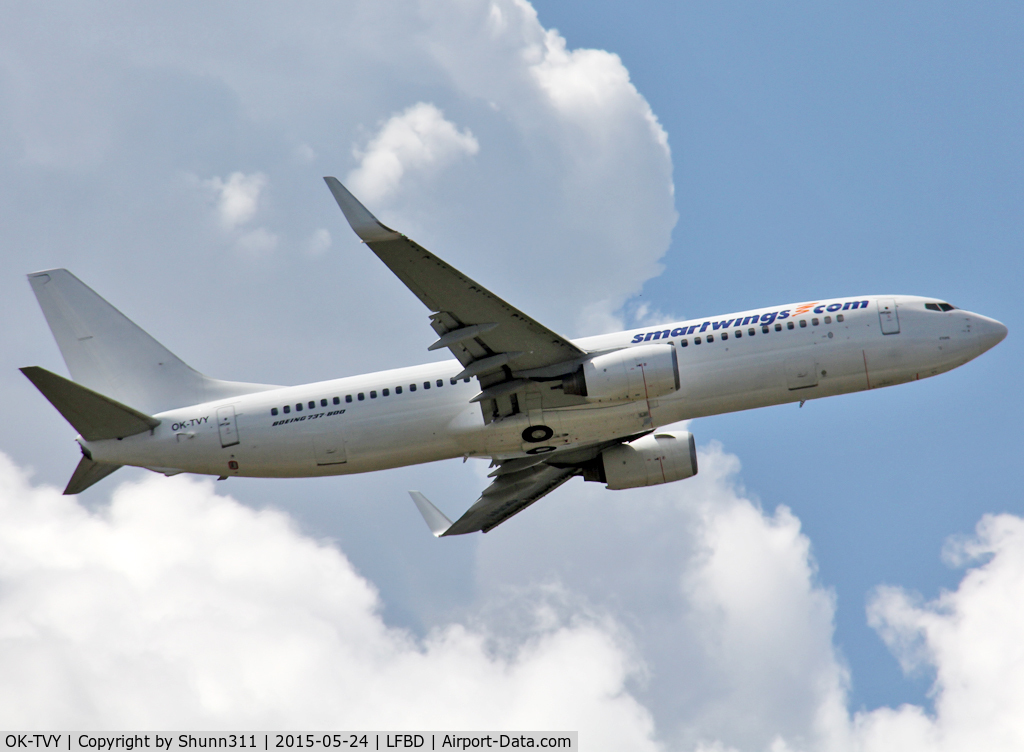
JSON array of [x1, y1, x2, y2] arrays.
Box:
[[324, 177, 587, 422]]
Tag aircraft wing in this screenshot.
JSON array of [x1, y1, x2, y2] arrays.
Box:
[[406, 435, 648, 535], [410, 464, 579, 536], [325, 178, 587, 419]]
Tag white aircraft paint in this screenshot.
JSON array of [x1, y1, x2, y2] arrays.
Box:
[[21, 181, 1007, 535]]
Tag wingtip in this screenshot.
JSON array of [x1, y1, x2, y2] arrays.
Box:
[[323, 177, 402, 243], [409, 491, 453, 538]]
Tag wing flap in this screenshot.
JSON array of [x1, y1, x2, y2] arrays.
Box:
[[442, 464, 578, 535]]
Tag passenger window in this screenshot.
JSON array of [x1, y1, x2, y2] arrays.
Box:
[[308, 401, 315, 409], [812, 318, 819, 326], [775, 323, 782, 331], [424, 382, 430, 389], [707, 334, 714, 342], [721, 332, 728, 340], [824, 316, 831, 324], [450, 377, 457, 385], [694, 336, 702, 344], [345, 395, 352, 403], [734, 331, 741, 338], [284, 405, 290, 414], [410, 384, 417, 392], [799, 320, 807, 328], [383, 388, 390, 396], [837, 314, 844, 322], [681, 339, 688, 347], [357, 393, 364, 401], [437, 379, 443, 387], [271, 408, 278, 416], [320, 398, 327, 407], [333, 397, 340, 405], [396, 386, 403, 394], [749, 328, 756, 336], [296, 403, 303, 411], [370, 391, 377, 399]]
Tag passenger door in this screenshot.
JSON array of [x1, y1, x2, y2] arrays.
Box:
[[878, 299, 900, 335], [216, 405, 240, 448]]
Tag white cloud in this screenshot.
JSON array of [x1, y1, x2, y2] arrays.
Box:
[[0, 452, 659, 743], [235, 227, 279, 258], [347, 102, 479, 204], [306, 228, 332, 257], [205, 171, 268, 231], [855, 513, 1024, 751]]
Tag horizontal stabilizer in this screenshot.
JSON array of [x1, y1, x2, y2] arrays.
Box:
[[64, 456, 122, 495], [21, 366, 160, 441], [409, 491, 453, 537]]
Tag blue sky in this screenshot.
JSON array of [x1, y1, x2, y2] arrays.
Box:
[[532, 0, 1024, 710], [1, 1, 1022, 747]]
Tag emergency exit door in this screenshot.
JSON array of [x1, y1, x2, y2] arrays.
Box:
[[217, 405, 240, 448]]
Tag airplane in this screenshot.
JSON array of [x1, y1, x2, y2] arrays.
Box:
[[20, 177, 1008, 536]]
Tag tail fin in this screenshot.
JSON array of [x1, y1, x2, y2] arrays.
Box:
[[28, 269, 279, 413]]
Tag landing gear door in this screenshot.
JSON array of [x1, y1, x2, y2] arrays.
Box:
[[217, 405, 240, 448], [878, 298, 900, 335]]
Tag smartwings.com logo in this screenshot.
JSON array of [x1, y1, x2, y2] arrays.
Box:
[[630, 300, 869, 343]]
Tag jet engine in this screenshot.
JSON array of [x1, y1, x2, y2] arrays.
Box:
[[592, 431, 698, 490], [562, 344, 680, 404]]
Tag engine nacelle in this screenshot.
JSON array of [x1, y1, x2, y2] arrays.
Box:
[[598, 431, 698, 490], [562, 344, 680, 404]]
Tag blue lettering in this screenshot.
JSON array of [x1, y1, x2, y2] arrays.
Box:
[[760, 311, 778, 325], [699, 321, 711, 333], [631, 333, 645, 343], [813, 305, 826, 314], [741, 315, 759, 326], [777, 310, 791, 320], [843, 300, 868, 310], [643, 332, 655, 342], [651, 329, 671, 340], [670, 327, 686, 337], [826, 303, 842, 312], [711, 319, 734, 331]]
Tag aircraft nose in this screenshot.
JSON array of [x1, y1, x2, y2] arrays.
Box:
[[975, 314, 1008, 352]]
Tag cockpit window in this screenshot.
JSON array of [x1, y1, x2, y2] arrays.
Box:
[[926, 302, 957, 312]]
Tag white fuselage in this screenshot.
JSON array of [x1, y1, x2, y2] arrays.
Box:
[[83, 295, 1006, 479]]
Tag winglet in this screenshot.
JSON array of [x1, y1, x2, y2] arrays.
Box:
[[409, 491, 453, 537], [323, 177, 403, 243]]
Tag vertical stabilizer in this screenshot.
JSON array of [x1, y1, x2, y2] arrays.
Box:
[[28, 269, 279, 414]]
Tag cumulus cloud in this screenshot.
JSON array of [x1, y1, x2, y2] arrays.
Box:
[[306, 228, 332, 257], [855, 514, 1024, 751], [347, 102, 479, 204], [0, 452, 657, 743], [205, 171, 268, 231]]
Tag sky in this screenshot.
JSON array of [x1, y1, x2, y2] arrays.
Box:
[[0, 1, 1022, 749]]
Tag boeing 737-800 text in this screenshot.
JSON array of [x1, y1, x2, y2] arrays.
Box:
[[20, 178, 1008, 536]]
